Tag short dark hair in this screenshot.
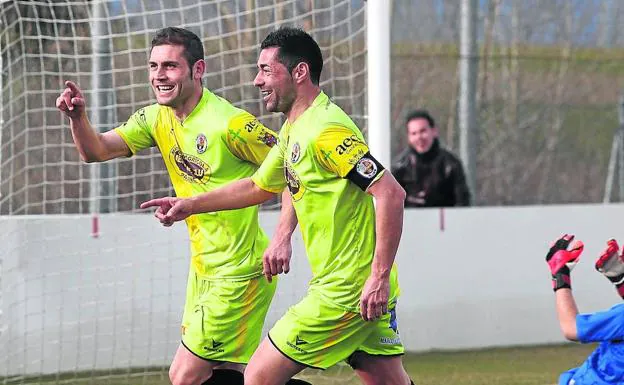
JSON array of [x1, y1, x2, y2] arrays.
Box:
[[151, 27, 204, 71], [405, 109, 436, 128], [260, 26, 323, 85]]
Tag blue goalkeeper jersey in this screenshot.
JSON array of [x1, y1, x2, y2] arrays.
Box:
[[559, 303, 624, 385]]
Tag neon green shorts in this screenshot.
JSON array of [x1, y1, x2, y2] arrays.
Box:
[[268, 293, 404, 369], [181, 269, 277, 363]]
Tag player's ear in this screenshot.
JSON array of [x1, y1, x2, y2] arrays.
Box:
[[193, 59, 206, 81], [292, 62, 309, 84]]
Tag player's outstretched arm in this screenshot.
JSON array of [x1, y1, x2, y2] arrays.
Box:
[[595, 239, 624, 299], [555, 289, 580, 341], [140, 178, 275, 226], [263, 191, 298, 282], [56, 80, 129, 162], [359, 172, 406, 322], [545, 234, 584, 341]]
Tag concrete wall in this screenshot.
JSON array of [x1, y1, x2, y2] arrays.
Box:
[[1, 204, 622, 376]]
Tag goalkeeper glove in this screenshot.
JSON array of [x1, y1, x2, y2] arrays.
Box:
[[595, 239, 624, 299], [545, 234, 584, 292]]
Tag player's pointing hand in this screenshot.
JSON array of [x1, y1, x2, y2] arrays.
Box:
[[56, 81, 86, 119], [140, 197, 194, 226]]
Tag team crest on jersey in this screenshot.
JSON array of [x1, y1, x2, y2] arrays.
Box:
[[195, 133, 207, 154], [170, 147, 211, 184], [258, 130, 277, 147], [291, 143, 301, 163], [285, 162, 305, 201], [356, 157, 377, 179]]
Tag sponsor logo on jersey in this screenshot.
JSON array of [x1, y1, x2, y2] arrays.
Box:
[[285, 162, 305, 202], [287, 335, 309, 353], [291, 142, 301, 163], [347, 148, 366, 165], [379, 336, 401, 345], [203, 338, 225, 353], [170, 147, 211, 184], [196, 133, 207, 154], [295, 335, 308, 346], [244, 119, 259, 132], [356, 157, 377, 179], [335, 134, 363, 155]]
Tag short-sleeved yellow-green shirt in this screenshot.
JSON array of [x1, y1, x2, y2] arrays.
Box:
[[116, 88, 278, 280], [252, 92, 400, 312]]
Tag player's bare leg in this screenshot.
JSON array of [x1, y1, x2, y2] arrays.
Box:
[[350, 352, 412, 385], [244, 338, 307, 385], [169, 343, 244, 385]]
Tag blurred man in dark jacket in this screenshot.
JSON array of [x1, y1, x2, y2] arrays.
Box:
[[392, 110, 471, 208]]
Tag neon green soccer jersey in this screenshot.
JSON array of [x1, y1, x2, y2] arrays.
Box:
[[116, 88, 278, 280], [252, 91, 400, 312]]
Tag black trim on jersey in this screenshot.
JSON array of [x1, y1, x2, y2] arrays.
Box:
[[345, 152, 385, 191], [180, 339, 244, 365], [181, 340, 216, 362], [267, 333, 325, 370], [346, 350, 405, 369]]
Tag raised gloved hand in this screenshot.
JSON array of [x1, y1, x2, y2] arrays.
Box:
[[595, 239, 624, 299], [545, 234, 584, 292]]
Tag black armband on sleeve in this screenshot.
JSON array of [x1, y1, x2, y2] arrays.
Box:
[[345, 152, 385, 191]]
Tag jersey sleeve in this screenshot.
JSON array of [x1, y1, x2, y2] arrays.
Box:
[[314, 125, 385, 190], [251, 128, 287, 193], [114, 106, 157, 155], [577, 303, 624, 343], [225, 112, 278, 166]]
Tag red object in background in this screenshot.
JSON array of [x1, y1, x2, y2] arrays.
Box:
[[91, 214, 99, 238]]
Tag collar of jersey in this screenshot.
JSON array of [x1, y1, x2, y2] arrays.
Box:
[[172, 88, 212, 125], [285, 91, 328, 128]]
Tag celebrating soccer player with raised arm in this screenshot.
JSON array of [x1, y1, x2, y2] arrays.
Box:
[[141, 26, 415, 385], [545, 234, 624, 385], [55, 27, 303, 385]]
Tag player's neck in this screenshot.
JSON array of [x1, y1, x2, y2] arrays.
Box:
[[285, 86, 321, 123], [173, 86, 203, 122]]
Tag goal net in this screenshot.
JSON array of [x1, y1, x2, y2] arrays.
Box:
[[0, 1, 366, 384]]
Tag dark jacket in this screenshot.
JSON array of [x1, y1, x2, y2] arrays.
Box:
[[391, 139, 471, 208]]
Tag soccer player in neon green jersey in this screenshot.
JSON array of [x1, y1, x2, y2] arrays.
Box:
[[55, 27, 307, 385], [141, 26, 415, 385]]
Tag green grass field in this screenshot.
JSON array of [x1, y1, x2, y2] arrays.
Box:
[[6, 343, 594, 385]]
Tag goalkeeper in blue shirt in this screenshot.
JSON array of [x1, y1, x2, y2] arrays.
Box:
[[545, 234, 624, 385]]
